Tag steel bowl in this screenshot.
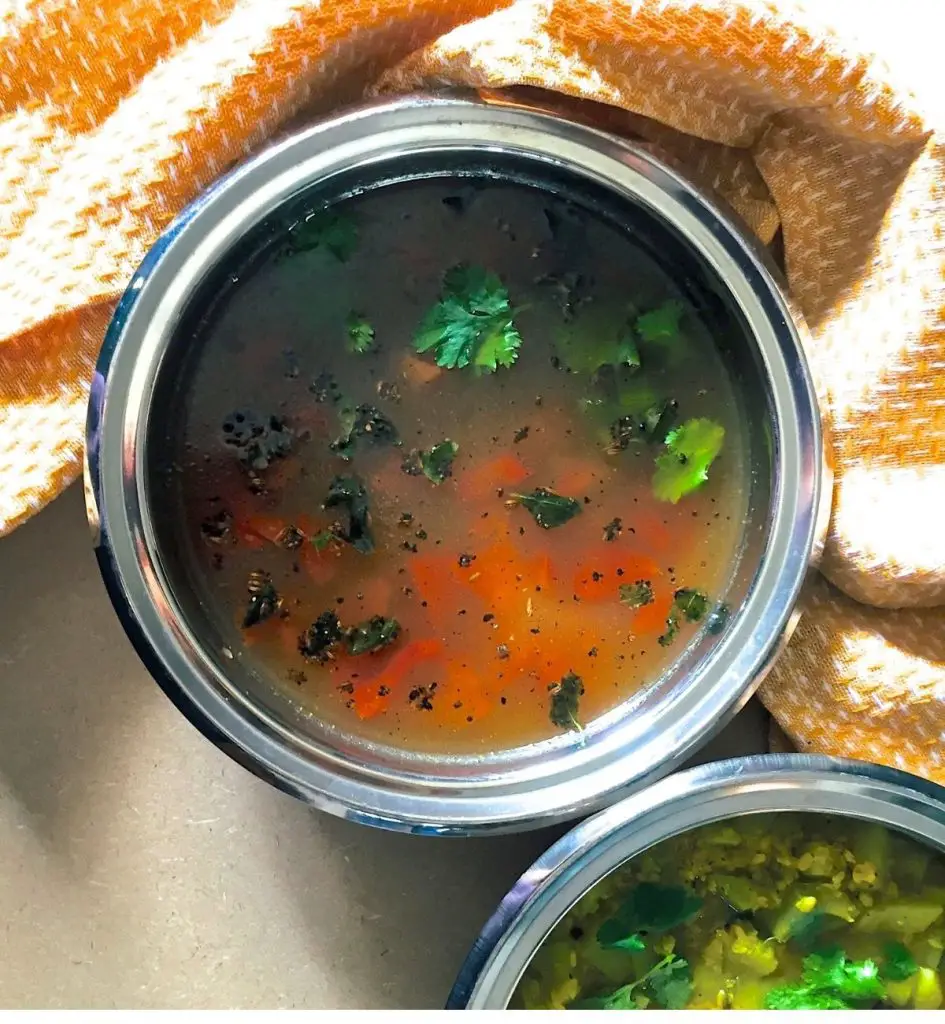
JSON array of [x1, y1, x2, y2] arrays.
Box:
[[85, 91, 829, 834], [448, 754, 945, 1008]]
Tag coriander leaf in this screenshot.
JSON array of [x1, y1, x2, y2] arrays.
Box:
[[619, 580, 654, 610], [332, 403, 400, 459], [324, 475, 374, 554], [647, 956, 693, 1010], [597, 884, 701, 953], [549, 671, 584, 730], [883, 942, 918, 982], [419, 439, 459, 484], [345, 615, 401, 655], [636, 299, 685, 344], [653, 417, 725, 503], [658, 588, 710, 647], [288, 210, 358, 261], [242, 570, 280, 628], [803, 951, 884, 1003], [345, 312, 375, 354], [414, 264, 522, 372], [310, 528, 338, 552], [555, 303, 641, 375], [507, 487, 581, 529], [764, 985, 850, 1010], [298, 611, 344, 662], [473, 319, 523, 373], [599, 984, 641, 1010], [599, 932, 646, 953]]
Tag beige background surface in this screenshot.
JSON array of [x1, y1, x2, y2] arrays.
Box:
[[0, 484, 767, 1008]]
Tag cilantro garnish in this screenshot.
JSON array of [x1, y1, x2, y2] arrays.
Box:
[[288, 210, 358, 261], [346, 313, 375, 354], [658, 588, 710, 647], [572, 954, 693, 1011], [310, 528, 338, 552], [653, 418, 725, 503], [647, 955, 694, 1010], [619, 580, 654, 610], [323, 475, 374, 554], [764, 949, 885, 1010], [345, 615, 401, 655], [420, 440, 459, 484], [506, 487, 581, 529], [600, 932, 646, 953], [555, 304, 641, 375], [882, 942, 918, 982], [331, 402, 399, 459], [597, 882, 702, 950], [414, 264, 522, 372], [636, 299, 685, 345], [298, 611, 344, 662], [549, 671, 584, 730]]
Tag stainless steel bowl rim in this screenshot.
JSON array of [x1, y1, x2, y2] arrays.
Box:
[[86, 92, 829, 834], [448, 754, 945, 1008]]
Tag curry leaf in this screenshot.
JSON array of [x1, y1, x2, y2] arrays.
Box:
[[618, 580, 654, 610], [549, 671, 584, 730], [507, 487, 582, 529], [345, 615, 401, 655], [658, 588, 710, 647], [324, 475, 374, 554], [420, 440, 459, 484]]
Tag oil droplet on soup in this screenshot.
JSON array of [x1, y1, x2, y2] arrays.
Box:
[[169, 181, 749, 755]]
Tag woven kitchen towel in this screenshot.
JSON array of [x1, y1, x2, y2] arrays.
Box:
[[1, 0, 942, 776]]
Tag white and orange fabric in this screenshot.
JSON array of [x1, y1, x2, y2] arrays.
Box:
[[0, 0, 942, 777]]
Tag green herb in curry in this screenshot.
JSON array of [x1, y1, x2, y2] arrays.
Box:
[[653, 418, 725, 503], [346, 312, 376, 354], [507, 488, 582, 530], [414, 264, 522, 372], [323, 475, 374, 554], [549, 671, 584, 730]]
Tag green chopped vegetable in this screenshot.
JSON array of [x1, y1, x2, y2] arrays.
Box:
[[636, 299, 685, 345], [600, 933, 647, 953], [414, 264, 522, 372], [323, 475, 374, 554], [345, 615, 401, 655], [549, 671, 584, 730], [571, 954, 692, 1011], [331, 402, 399, 459], [653, 417, 725, 503], [555, 303, 641, 375], [420, 440, 459, 484], [598, 883, 702, 947], [507, 487, 582, 529], [288, 210, 358, 261], [764, 949, 885, 1010], [345, 312, 375, 354], [619, 580, 654, 610], [310, 528, 337, 552], [658, 587, 710, 647], [647, 955, 693, 1010], [884, 942, 919, 982]]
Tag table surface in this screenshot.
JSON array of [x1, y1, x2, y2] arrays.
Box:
[[0, 484, 768, 1008]]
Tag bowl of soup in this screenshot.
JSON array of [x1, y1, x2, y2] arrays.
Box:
[[85, 91, 828, 833], [448, 755, 945, 1009]]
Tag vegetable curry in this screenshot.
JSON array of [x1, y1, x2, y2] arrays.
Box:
[[168, 179, 749, 754], [514, 813, 945, 1010]]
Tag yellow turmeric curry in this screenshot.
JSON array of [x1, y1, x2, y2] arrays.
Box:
[[514, 813, 945, 1010]]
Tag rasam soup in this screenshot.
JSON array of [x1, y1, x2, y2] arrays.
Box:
[[156, 178, 749, 754]]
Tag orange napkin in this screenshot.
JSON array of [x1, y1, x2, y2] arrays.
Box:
[[1, 0, 942, 778]]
